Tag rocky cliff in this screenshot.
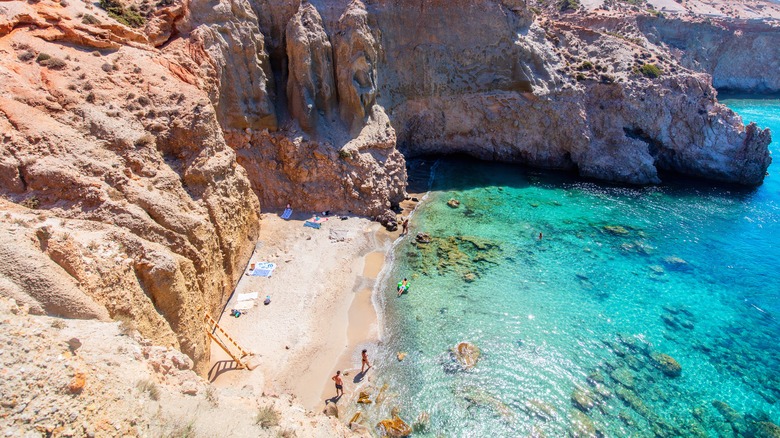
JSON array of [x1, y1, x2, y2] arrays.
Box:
[[0, 0, 262, 374], [637, 16, 780, 93], [0, 0, 774, 382]]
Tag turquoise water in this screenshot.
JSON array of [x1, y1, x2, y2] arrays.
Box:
[[363, 100, 780, 437]]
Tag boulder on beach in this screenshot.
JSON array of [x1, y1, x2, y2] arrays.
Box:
[[452, 342, 480, 369], [377, 415, 412, 437], [651, 352, 682, 377]]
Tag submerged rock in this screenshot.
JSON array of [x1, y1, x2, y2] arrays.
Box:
[[357, 391, 372, 404], [751, 421, 780, 438], [663, 256, 690, 270], [525, 399, 559, 421], [412, 411, 430, 432], [570, 409, 597, 437], [610, 367, 635, 388], [651, 352, 682, 377], [603, 225, 630, 236], [572, 387, 595, 412], [447, 199, 461, 208], [376, 415, 412, 437], [452, 342, 480, 370], [415, 232, 431, 244]]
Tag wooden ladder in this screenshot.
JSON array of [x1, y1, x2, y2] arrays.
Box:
[[203, 312, 255, 369]]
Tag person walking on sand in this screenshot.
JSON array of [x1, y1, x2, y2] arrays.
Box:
[[402, 218, 409, 235], [332, 371, 344, 397], [361, 349, 371, 373]]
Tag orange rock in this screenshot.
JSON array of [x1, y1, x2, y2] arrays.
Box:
[[68, 372, 86, 394]]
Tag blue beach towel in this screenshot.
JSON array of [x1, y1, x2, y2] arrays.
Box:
[[247, 262, 276, 277], [304, 221, 321, 229], [281, 208, 293, 219]]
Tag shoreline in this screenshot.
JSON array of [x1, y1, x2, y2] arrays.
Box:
[[207, 210, 411, 411], [208, 160, 434, 415]]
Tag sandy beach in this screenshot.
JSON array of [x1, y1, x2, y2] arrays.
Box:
[[207, 209, 402, 411]]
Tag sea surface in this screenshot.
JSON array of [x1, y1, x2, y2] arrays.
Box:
[[361, 99, 780, 437]]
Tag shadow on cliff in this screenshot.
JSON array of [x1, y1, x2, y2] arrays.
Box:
[[411, 155, 764, 204]]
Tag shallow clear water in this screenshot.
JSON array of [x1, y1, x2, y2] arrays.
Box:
[[363, 100, 780, 437]]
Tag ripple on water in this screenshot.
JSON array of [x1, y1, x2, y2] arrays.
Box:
[[356, 100, 780, 436]]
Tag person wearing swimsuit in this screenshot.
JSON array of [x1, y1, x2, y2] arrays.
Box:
[[332, 371, 343, 397], [361, 349, 371, 373]]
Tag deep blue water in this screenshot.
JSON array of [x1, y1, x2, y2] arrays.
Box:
[[360, 99, 780, 437]]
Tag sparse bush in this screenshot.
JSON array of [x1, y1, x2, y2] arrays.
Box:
[[277, 429, 297, 438], [136, 379, 160, 401], [51, 319, 66, 329], [338, 148, 352, 159], [162, 421, 196, 438], [83, 83, 93, 91], [205, 385, 218, 407], [136, 95, 150, 106], [255, 405, 280, 428], [578, 60, 594, 71], [117, 315, 137, 336], [20, 196, 40, 209], [99, 0, 145, 28], [17, 51, 35, 62], [639, 63, 662, 79], [85, 92, 96, 103], [560, 0, 579, 11], [101, 62, 114, 72], [82, 13, 101, 25], [134, 133, 155, 147], [40, 57, 68, 70], [36, 53, 52, 63], [575, 72, 586, 81]]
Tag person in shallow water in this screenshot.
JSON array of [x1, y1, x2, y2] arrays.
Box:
[[397, 278, 409, 297], [331, 371, 343, 397], [361, 349, 371, 373]]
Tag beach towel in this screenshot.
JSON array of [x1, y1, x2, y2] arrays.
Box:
[[237, 292, 258, 302], [304, 221, 321, 229], [310, 216, 328, 224], [247, 262, 276, 277], [234, 300, 254, 310], [281, 208, 293, 219]]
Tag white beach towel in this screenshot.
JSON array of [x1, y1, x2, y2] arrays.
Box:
[[234, 300, 254, 310], [237, 292, 258, 302]]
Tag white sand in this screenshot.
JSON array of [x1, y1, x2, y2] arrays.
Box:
[[208, 211, 397, 411]]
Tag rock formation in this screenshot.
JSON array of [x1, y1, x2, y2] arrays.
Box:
[[0, 0, 775, 402], [637, 16, 780, 93]]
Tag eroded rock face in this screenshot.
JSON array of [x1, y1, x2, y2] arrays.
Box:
[[638, 16, 780, 93], [183, 0, 278, 130], [0, 3, 259, 373], [333, 0, 381, 134], [285, 3, 338, 134]]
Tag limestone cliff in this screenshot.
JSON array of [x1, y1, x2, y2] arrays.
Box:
[[637, 16, 780, 93]]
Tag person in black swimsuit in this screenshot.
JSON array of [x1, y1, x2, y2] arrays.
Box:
[[332, 370, 343, 397]]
